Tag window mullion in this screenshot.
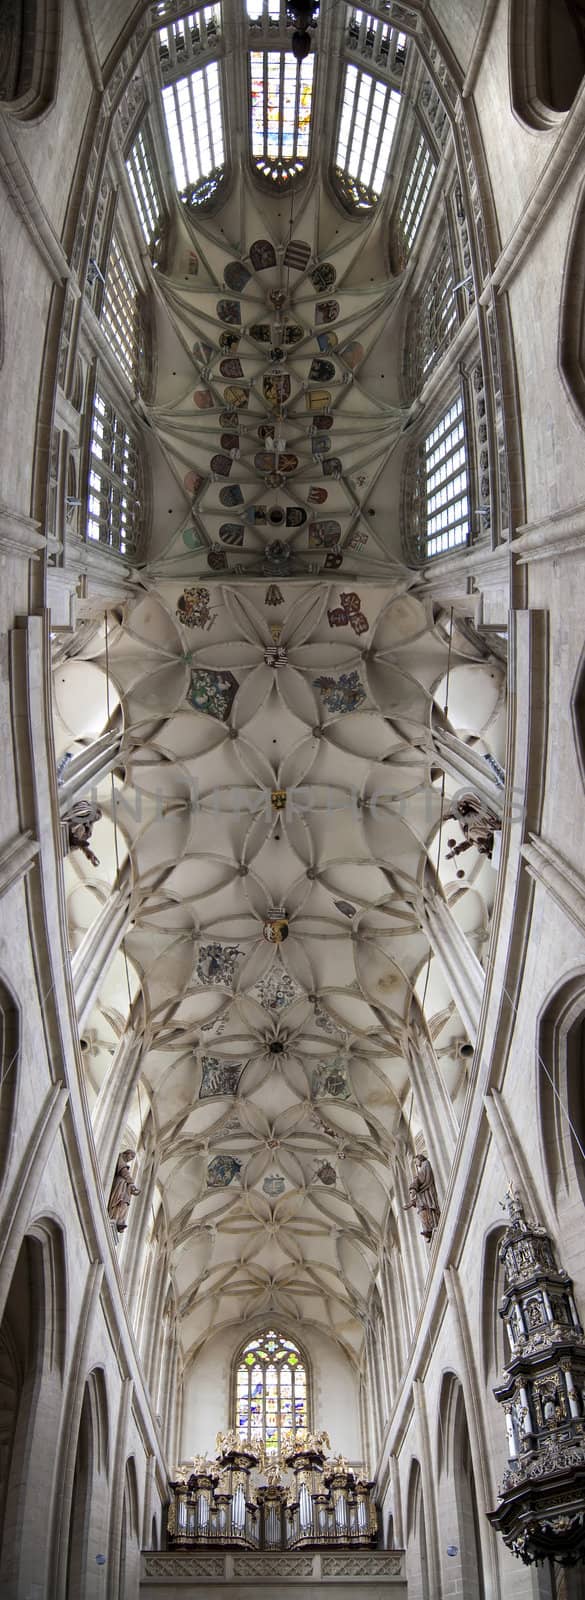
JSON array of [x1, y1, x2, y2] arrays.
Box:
[[357, 75, 374, 185]]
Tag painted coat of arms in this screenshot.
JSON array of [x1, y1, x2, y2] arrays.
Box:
[[312, 1058, 351, 1099], [263, 1174, 286, 1197], [312, 670, 366, 714], [197, 943, 241, 987], [207, 1154, 241, 1187], [200, 1057, 243, 1098], [176, 586, 216, 630], [187, 668, 238, 721]]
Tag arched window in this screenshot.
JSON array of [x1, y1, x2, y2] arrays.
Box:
[[402, 391, 470, 563], [510, 0, 585, 129], [250, 51, 314, 184], [125, 128, 166, 258], [396, 131, 436, 259], [403, 227, 457, 401], [86, 387, 144, 557], [334, 64, 401, 210], [161, 60, 225, 205], [100, 235, 141, 386], [234, 1329, 309, 1456]]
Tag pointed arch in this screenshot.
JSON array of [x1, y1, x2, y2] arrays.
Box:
[[0, 978, 20, 1189], [509, 0, 585, 130], [0, 1221, 67, 1594], [0, 0, 61, 119], [538, 970, 585, 1212], [232, 1326, 312, 1456], [559, 178, 585, 427], [436, 1372, 486, 1598], [65, 1367, 110, 1599]]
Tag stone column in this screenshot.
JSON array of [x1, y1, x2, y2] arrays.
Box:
[[431, 726, 504, 813], [94, 1018, 146, 1178], [405, 1033, 458, 1193], [124, 1153, 158, 1320], [71, 870, 132, 1028], [379, 1260, 400, 1399], [57, 729, 123, 810], [421, 890, 485, 1043]]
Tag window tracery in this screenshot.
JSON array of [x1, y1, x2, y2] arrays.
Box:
[[101, 235, 141, 386], [334, 63, 401, 209], [157, 4, 220, 73], [0, 0, 60, 117], [250, 50, 314, 183], [396, 131, 436, 258], [125, 129, 165, 256], [403, 229, 457, 400], [86, 390, 143, 557], [235, 1329, 309, 1455], [246, 0, 282, 23], [345, 7, 407, 77], [402, 392, 470, 563], [162, 60, 225, 203]]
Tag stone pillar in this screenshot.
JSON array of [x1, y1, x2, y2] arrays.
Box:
[[431, 726, 504, 813], [94, 1018, 146, 1178], [57, 729, 123, 810], [421, 890, 485, 1042], [124, 1153, 158, 1320], [71, 870, 132, 1028], [379, 1260, 400, 1399], [405, 1033, 458, 1193]]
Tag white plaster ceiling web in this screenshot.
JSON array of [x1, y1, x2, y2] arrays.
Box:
[[75, 579, 506, 1363]]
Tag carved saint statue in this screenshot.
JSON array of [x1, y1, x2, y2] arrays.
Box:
[[64, 799, 102, 867], [108, 1149, 140, 1232], [445, 790, 501, 876], [403, 1154, 440, 1242]]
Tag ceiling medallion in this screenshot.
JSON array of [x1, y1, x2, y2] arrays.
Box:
[[263, 909, 289, 945], [489, 1184, 585, 1567]]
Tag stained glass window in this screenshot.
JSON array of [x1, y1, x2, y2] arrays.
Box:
[[335, 64, 401, 208], [162, 60, 225, 204], [235, 1329, 308, 1456], [125, 129, 165, 252], [397, 132, 436, 253], [101, 235, 140, 384], [250, 51, 314, 183], [86, 390, 143, 557]]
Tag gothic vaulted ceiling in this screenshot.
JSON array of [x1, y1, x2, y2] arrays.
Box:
[[53, 22, 507, 1367]]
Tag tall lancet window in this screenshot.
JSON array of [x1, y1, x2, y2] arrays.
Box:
[[334, 63, 401, 208], [250, 51, 314, 183], [161, 60, 225, 205], [235, 1330, 308, 1455]]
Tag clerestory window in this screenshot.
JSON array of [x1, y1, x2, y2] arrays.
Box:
[[126, 129, 165, 255], [403, 393, 470, 562], [404, 230, 457, 399], [345, 7, 408, 75], [246, 0, 281, 21], [397, 132, 436, 255], [250, 50, 314, 184], [235, 1329, 309, 1456], [86, 390, 143, 557], [334, 63, 401, 209], [158, 4, 221, 74], [162, 60, 225, 204], [100, 235, 140, 385]]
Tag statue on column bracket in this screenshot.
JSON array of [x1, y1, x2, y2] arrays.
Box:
[[402, 1153, 440, 1242], [108, 1149, 140, 1233], [444, 789, 501, 876], [488, 1183, 585, 1567], [64, 798, 102, 866]]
